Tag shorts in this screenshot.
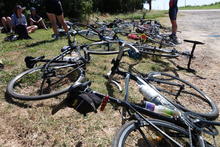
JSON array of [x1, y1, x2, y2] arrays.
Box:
[[169, 8, 178, 20], [45, 0, 63, 16]]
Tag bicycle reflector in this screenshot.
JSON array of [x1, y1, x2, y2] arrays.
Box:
[[100, 96, 110, 111], [128, 49, 142, 60]]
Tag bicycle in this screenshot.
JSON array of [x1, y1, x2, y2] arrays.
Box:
[[104, 40, 218, 120], [51, 80, 220, 147], [50, 41, 219, 147], [6, 27, 90, 100], [5, 22, 131, 100]]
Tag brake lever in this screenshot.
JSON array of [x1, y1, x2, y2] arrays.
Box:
[[104, 71, 122, 92], [111, 79, 122, 92]]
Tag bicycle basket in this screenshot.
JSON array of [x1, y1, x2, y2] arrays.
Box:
[[67, 91, 102, 116]]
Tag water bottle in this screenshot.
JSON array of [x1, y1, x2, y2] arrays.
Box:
[[143, 101, 180, 118], [154, 105, 180, 118], [139, 84, 174, 108], [139, 84, 160, 102], [143, 101, 156, 111]]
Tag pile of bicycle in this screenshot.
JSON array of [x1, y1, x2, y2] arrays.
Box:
[[6, 19, 220, 147]]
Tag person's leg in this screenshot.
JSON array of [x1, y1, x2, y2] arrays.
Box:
[[171, 20, 177, 36], [47, 13, 58, 34], [1, 17, 8, 32], [30, 20, 34, 26], [6, 17, 12, 32], [56, 14, 68, 32], [27, 25, 38, 33], [39, 19, 47, 30], [169, 10, 178, 38]]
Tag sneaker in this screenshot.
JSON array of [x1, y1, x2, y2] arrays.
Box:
[[58, 30, 68, 37], [169, 34, 176, 39], [171, 37, 181, 45], [52, 34, 60, 40], [0, 60, 4, 70]]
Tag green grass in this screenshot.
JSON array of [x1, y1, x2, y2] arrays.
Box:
[[91, 10, 167, 22], [180, 2, 220, 10]]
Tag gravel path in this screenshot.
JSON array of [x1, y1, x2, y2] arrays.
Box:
[[176, 10, 220, 110]]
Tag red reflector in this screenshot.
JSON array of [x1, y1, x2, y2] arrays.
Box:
[[100, 96, 109, 111]]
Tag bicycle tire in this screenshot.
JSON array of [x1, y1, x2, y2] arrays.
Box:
[[85, 41, 129, 55], [112, 120, 191, 147], [6, 64, 85, 100], [73, 23, 102, 42], [147, 37, 175, 47], [135, 45, 179, 58], [146, 72, 219, 120]]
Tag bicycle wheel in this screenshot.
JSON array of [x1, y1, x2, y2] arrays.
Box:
[[147, 36, 175, 47], [135, 44, 179, 58], [112, 120, 191, 147], [85, 41, 129, 55], [146, 72, 219, 120], [7, 64, 85, 100], [73, 23, 102, 42]]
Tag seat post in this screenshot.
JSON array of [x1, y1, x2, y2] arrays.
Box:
[[177, 39, 204, 73], [187, 43, 197, 72]]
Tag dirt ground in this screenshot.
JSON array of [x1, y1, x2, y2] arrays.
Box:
[[175, 10, 220, 109], [1, 10, 220, 146]]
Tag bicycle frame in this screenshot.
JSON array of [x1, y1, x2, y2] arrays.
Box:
[[104, 39, 219, 147]]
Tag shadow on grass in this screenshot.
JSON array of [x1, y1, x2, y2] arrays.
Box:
[[5, 91, 61, 110], [26, 39, 56, 48], [4, 92, 32, 108], [150, 57, 180, 77]]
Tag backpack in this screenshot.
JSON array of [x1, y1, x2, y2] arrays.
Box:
[[15, 25, 32, 40]]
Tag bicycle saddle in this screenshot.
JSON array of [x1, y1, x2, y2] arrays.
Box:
[[184, 40, 205, 45]]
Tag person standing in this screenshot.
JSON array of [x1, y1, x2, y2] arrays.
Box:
[[45, 0, 68, 39], [169, 0, 178, 43], [147, 0, 152, 11]]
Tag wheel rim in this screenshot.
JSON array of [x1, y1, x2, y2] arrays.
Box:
[[7, 65, 84, 100]]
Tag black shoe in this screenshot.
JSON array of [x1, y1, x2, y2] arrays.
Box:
[[169, 34, 177, 39], [52, 34, 60, 40], [171, 37, 180, 45]]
